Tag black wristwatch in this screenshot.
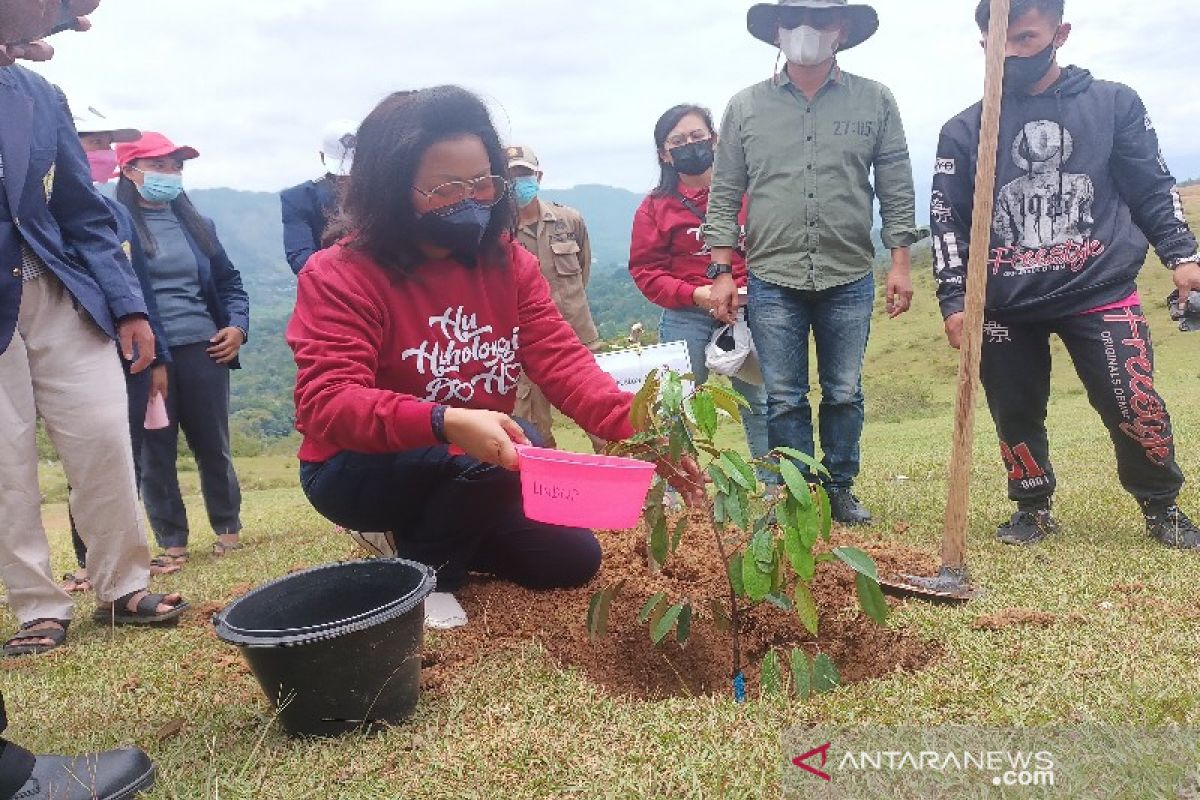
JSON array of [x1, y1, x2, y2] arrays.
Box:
[[706, 262, 733, 280]]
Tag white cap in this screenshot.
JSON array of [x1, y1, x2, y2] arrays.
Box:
[[321, 119, 358, 177], [70, 100, 140, 142]]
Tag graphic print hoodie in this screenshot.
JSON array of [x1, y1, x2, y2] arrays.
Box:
[[930, 66, 1197, 321]]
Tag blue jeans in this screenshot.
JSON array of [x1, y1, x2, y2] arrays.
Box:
[[747, 272, 874, 490], [298, 419, 601, 592], [659, 306, 772, 479]]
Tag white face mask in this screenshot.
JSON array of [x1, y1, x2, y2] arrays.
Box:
[[779, 25, 840, 66]]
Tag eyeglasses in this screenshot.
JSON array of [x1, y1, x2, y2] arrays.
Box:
[[778, 8, 843, 30], [413, 175, 508, 214], [665, 130, 712, 149]]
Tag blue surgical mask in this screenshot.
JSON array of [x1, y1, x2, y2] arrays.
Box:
[[136, 170, 184, 203], [511, 176, 540, 208]]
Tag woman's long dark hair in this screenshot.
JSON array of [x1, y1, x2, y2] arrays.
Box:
[[115, 174, 220, 260], [333, 85, 516, 273], [651, 104, 716, 197]]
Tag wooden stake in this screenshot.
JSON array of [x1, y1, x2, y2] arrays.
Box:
[[941, 0, 1011, 570]]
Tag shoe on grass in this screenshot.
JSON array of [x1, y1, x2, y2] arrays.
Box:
[[827, 488, 872, 526], [424, 592, 467, 630], [18, 746, 155, 799], [1142, 503, 1200, 549], [996, 505, 1058, 545]]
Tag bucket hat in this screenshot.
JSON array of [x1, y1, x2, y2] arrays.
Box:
[[747, 0, 879, 51]]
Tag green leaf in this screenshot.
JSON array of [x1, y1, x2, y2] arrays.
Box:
[[652, 603, 684, 644], [723, 450, 757, 489], [812, 654, 841, 694], [855, 573, 890, 625], [797, 503, 820, 549], [719, 454, 753, 492], [761, 650, 782, 696], [648, 596, 669, 633], [713, 494, 728, 528], [586, 580, 625, 640], [782, 513, 812, 578], [742, 548, 773, 602], [668, 418, 686, 462], [706, 464, 730, 495], [792, 546, 815, 582], [726, 488, 748, 531], [793, 582, 819, 636], [779, 460, 810, 506], [817, 486, 832, 541], [670, 516, 689, 553], [676, 603, 693, 645], [708, 598, 732, 632], [661, 371, 684, 415], [638, 592, 666, 624], [630, 370, 659, 432], [727, 552, 745, 595], [750, 529, 774, 570], [690, 392, 719, 439], [833, 547, 879, 581], [765, 592, 793, 612], [773, 446, 830, 478], [707, 382, 751, 411], [790, 649, 811, 700], [815, 552, 839, 565], [650, 515, 669, 568]]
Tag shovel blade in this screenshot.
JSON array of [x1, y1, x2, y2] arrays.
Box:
[[879, 566, 981, 604]]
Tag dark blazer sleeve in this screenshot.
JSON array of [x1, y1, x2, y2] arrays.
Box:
[[281, 184, 317, 275], [48, 85, 146, 321], [207, 218, 250, 338]]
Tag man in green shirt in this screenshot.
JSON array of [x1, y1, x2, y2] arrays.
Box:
[[704, 0, 921, 525]]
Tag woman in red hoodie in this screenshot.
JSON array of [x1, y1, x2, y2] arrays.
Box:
[[629, 104, 770, 472], [288, 87, 698, 629]]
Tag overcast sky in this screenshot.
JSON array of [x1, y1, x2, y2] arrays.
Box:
[[33, 0, 1200, 195]]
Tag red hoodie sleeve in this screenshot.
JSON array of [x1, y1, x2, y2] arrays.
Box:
[[629, 196, 696, 309], [287, 252, 440, 454], [512, 245, 636, 441]]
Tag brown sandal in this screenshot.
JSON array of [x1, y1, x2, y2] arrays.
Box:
[[150, 552, 187, 575], [60, 572, 92, 593], [93, 590, 188, 626]]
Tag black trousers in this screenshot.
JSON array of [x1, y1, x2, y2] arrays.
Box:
[[140, 342, 242, 549], [0, 694, 35, 799], [298, 420, 601, 592], [980, 306, 1185, 508]]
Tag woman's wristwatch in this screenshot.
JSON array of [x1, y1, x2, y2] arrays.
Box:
[[1168, 252, 1200, 269]]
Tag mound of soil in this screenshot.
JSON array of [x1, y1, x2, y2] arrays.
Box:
[[423, 514, 943, 700]]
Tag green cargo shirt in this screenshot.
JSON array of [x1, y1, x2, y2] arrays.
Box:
[[704, 67, 921, 292]]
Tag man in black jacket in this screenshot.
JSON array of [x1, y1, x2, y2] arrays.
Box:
[[279, 119, 356, 274], [931, 0, 1200, 548]]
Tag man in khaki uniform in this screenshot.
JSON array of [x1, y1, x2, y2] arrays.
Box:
[[506, 145, 603, 448]]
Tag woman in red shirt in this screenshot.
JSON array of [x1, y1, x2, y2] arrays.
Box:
[[288, 87, 697, 629], [629, 104, 770, 472]]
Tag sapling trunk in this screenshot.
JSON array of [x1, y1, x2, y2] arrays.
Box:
[[707, 498, 742, 684]]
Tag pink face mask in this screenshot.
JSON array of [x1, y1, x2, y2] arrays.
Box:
[[86, 149, 119, 184]]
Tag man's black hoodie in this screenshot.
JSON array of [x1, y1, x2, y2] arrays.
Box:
[[931, 66, 1197, 321]]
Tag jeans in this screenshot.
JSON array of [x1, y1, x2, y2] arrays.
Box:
[[980, 306, 1185, 507], [299, 419, 601, 592], [748, 272, 874, 490], [659, 305, 772, 479], [140, 342, 242, 549]]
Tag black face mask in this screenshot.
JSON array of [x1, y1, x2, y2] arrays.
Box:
[[669, 140, 715, 176], [414, 200, 492, 257], [1003, 41, 1056, 94]]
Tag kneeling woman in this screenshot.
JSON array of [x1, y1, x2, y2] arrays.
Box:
[[287, 86, 697, 629]]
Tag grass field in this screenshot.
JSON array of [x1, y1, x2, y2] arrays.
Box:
[[4, 190, 1200, 798]]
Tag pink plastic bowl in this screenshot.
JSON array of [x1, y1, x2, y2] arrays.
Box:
[[517, 446, 656, 530]]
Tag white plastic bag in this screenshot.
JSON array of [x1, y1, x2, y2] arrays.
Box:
[[705, 310, 763, 386]]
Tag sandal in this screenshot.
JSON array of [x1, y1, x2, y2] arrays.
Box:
[[61, 572, 92, 593], [4, 618, 69, 657], [93, 590, 188, 626], [212, 540, 243, 557], [150, 552, 187, 575]]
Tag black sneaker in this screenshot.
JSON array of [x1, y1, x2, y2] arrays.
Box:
[[827, 489, 872, 526], [20, 747, 155, 799], [996, 506, 1058, 545], [1142, 504, 1200, 549]]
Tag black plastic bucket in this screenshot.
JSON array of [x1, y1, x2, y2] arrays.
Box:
[[212, 558, 436, 737]]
